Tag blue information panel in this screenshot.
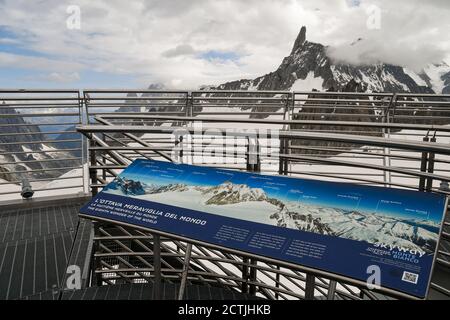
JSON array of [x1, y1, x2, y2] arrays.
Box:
[[80, 159, 447, 298]]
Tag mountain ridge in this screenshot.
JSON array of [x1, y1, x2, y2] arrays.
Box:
[[210, 26, 450, 94], [104, 178, 440, 253]]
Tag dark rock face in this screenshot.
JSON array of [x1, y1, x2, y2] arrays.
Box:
[[105, 176, 145, 196], [442, 71, 450, 94], [291, 26, 306, 54]]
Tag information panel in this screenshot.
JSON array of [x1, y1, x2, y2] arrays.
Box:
[[80, 159, 447, 298]]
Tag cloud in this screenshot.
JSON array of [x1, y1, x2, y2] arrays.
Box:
[[162, 44, 198, 58], [45, 71, 81, 82], [0, 52, 83, 72], [0, 0, 448, 88], [322, 0, 450, 71], [21, 71, 81, 83]]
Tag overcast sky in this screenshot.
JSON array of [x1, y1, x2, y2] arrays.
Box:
[[0, 0, 449, 89]]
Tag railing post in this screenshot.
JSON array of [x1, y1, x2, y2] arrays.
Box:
[[419, 132, 430, 192], [327, 280, 337, 300], [426, 133, 437, 192], [304, 273, 315, 300], [278, 138, 288, 175], [92, 223, 102, 287], [153, 233, 162, 300], [382, 93, 396, 187], [186, 91, 193, 117], [241, 257, 249, 294], [249, 258, 257, 296], [89, 138, 98, 196], [246, 136, 260, 173], [275, 265, 281, 300], [178, 243, 192, 300]]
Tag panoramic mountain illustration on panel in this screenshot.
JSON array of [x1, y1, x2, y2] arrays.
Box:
[[103, 161, 444, 255]]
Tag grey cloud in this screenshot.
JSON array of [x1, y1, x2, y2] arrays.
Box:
[[162, 44, 198, 58]]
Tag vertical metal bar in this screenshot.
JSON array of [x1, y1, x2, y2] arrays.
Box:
[[185, 92, 190, 117], [84, 91, 91, 124], [275, 265, 281, 300], [419, 135, 429, 192], [241, 257, 249, 294], [153, 234, 162, 300], [102, 133, 107, 182], [426, 134, 436, 191], [93, 223, 102, 287], [249, 258, 257, 295], [278, 138, 285, 175], [290, 92, 295, 121], [382, 93, 395, 187], [89, 138, 98, 196], [327, 280, 337, 300], [78, 90, 88, 195], [246, 136, 260, 172], [178, 243, 193, 300], [304, 273, 315, 300]]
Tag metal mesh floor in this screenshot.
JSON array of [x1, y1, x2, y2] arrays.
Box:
[[0, 198, 92, 300]]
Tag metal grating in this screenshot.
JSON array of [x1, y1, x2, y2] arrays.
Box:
[[0, 198, 92, 300]]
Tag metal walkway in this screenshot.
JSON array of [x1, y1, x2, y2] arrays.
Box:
[[0, 196, 91, 300], [0, 196, 264, 300], [23, 282, 262, 300]]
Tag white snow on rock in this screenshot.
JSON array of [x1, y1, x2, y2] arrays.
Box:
[[403, 68, 427, 87], [422, 63, 450, 94], [291, 72, 324, 92]]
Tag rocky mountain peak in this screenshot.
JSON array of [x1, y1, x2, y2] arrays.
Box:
[[291, 26, 307, 54], [211, 26, 448, 94]]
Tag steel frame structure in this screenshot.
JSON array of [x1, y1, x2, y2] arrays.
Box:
[[1, 89, 450, 300]]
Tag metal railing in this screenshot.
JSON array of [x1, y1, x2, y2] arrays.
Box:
[[0, 89, 86, 201], [1, 89, 450, 300], [75, 91, 450, 299]]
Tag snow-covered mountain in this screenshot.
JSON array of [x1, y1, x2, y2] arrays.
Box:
[[0, 104, 79, 183], [213, 26, 450, 94], [201, 181, 268, 205], [104, 178, 439, 253]]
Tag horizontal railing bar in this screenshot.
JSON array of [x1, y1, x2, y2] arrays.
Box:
[[0, 122, 81, 128], [0, 148, 81, 156], [0, 89, 79, 93], [3, 166, 81, 174], [0, 112, 80, 117], [0, 184, 83, 195], [1, 104, 80, 108], [89, 112, 186, 117], [193, 97, 286, 101], [0, 130, 79, 137], [0, 175, 83, 185], [95, 114, 450, 132], [86, 97, 187, 101], [76, 125, 450, 156], [293, 98, 392, 104], [0, 139, 80, 146], [0, 157, 81, 166], [193, 90, 291, 95], [294, 91, 392, 96], [84, 89, 188, 94], [0, 97, 80, 101]]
